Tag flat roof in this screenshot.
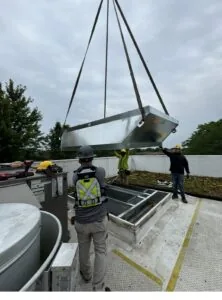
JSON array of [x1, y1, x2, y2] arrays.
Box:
[[68, 194, 222, 291]]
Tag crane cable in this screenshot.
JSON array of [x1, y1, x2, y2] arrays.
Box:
[[114, 0, 169, 115], [103, 0, 109, 118], [113, 0, 146, 121], [63, 0, 170, 129], [63, 0, 104, 127]]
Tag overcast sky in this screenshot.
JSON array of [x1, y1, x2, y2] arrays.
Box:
[[1, 0, 222, 147]]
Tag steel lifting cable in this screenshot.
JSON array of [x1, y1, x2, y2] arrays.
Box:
[[63, 0, 104, 127], [104, 0, 109, 118], [114, 0, 169, 116], [63, 0, 169, 130], [113, 0, 146, 121]]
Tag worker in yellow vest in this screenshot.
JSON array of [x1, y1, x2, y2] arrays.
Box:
[[72, 145, 111, 291], [114, 148, 130, 185]]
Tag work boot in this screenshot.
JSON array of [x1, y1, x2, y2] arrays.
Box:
[[93, 286, 111, 292], [93, 283, 111, 291], [172, 194, 178, 199], [80, 271, 92, 283], [182, 197, 188, 204]]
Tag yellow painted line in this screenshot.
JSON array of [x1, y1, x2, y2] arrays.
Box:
[[166, 199, 202, 291], [112, 249, 163, 287]]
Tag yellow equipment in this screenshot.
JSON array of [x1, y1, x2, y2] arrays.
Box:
[[36, 161, 54, 171]]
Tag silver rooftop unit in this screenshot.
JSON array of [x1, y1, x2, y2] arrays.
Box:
[[61, 105, 178, 151], [0, 203, 41, 291]]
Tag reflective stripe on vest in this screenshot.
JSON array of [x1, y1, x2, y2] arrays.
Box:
[[76, 177, 102, 208]]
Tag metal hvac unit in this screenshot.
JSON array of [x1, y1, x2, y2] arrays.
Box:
[[0, 203, 41, 291]]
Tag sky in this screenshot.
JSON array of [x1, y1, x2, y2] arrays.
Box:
[[1, 0, 222, 147]]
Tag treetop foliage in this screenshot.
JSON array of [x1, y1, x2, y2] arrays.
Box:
[[0, 79, 221, 162]]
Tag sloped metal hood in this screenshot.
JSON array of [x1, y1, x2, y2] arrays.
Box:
[[61, 105, 178, 151]]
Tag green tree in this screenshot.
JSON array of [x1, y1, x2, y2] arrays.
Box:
[[0, 79, 43, 162], [46, 121, 76, 159], [182, 119, 222, 154]]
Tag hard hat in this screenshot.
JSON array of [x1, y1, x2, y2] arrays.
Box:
[[78, 145, 95, 159], [174, 144, 181, 149], [121, 149, 126, 153]]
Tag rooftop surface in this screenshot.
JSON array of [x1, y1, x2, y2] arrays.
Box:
[[1, 157, 222, 291], [68, 194, 222, 291]]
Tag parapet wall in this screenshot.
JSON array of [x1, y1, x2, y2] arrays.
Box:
[[54, 155, 222, 187]]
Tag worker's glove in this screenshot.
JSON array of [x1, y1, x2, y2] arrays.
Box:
[[186, 174, 190, 179]]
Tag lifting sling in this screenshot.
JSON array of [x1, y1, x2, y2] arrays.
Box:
[[63, 0, 170, 128], [63, 0, 104, 126]]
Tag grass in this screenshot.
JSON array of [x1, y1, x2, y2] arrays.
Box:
[[108, 171, 222, 199], [68, 171, 222, 199]]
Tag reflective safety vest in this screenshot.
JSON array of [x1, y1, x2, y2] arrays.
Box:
[[114, 150, 129, 170], [75, 166, 102, 208]]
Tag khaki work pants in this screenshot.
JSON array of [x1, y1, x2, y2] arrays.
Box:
[[74, 216, 108, 291]]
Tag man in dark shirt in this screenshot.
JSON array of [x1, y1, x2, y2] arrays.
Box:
[[72, 145, 110, 291], [160, 144, 190, 203]]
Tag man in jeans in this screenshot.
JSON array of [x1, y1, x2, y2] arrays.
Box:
[[160, 144, 190, 203], [72, 145, 111, 291]]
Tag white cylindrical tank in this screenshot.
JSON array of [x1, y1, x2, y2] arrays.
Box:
[[0, 203, 41, 291]]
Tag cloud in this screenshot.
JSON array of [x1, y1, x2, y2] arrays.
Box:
[[0, 0, 222, 148]]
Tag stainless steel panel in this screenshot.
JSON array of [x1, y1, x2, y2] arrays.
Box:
[[0, 203, 41, 291], [61, 105, 178, 151], [51, 243, 79, 291], [30, 178, 51, 203], [52, 176, 64, 197], [0, 182, 42, 208], [105, 185, 170, 226], [20, 210, 62, 291], [121, 191, 169, 224], [106, 198, 132, 216]]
